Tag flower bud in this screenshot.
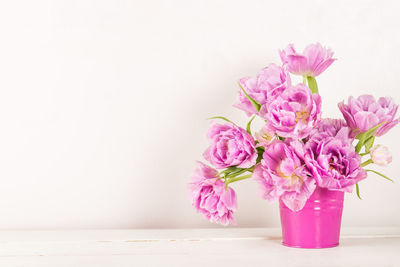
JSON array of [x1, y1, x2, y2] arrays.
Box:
[[370, 145, 392, 166]]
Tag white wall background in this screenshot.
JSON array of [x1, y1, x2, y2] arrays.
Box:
[[0, 0, 399, 229]]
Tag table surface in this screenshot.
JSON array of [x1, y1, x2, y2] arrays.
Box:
[[0, 228, 399, 267]]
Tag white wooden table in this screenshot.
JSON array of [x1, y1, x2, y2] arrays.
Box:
[[0, 228, 399, 267]]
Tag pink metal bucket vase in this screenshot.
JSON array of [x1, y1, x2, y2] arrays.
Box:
[[279, 186, 345, 248]]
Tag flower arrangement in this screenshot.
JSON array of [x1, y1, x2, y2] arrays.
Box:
[[189, 43, 398, 226]]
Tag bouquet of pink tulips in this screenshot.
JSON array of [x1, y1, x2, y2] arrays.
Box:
[[189, 43, 398, 226]]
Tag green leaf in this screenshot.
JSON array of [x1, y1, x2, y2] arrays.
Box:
[[366, 121, 387, 136], [355, 122, 386, 153], [364, 136, 375, 153], [226, 174, 253, 184], [207, 116, 235, 125], [355, 132, 363, 140], [276, 135, 285, 141], [365, 169, 394, 182], [306, 76, 319, 94], [256, 146, 265, 153], [355, 140, 363, 153], [356, 121, 387, 140], [238, 82, 261, 112], [256, 146, 265, 164], [246, 115, 256, 134], [355, 183, 362, 200]]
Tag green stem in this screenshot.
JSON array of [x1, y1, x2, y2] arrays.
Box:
[[302, 76, 307, 85], [226, 168, 248, 178], [218, 168, 233, 177], [361, 159, 373, 167], [226, 174, 252, 184], [227, 166, 254, 178], [355, 183, 362, 200], [306, 76, 319, 93]]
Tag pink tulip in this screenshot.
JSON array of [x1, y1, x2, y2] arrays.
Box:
[[234, 64, 291, 116], [189, 162, 237, 226], [203, 122, 257, 169], [261, 83, 321, 139], [307, 118, 351, 142], [338, 95, 400, 137], [304, 127, 366, 192], [280, 43, 336, 77], [252, 141, 316, 212]]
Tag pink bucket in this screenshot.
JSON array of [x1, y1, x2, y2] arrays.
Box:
[[279, 187, 345, 248]]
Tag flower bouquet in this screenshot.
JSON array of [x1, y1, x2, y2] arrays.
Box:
[[188, 43, 398, 248]]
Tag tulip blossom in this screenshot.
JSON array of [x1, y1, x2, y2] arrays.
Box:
[[304, 127, 366, 192], [189, 162, 237, 226], [234, 64, 291, 116], [313, 118, 347, 136], [254, 125, 276, 147], [257, 63, 292, 100], [252, 141, 316, 211], [279, 43, 336, 77], [261, 83, 321, 139], [338, 95, 400, 137], [370, 145, 392, 166], [307, 118, 351, 143], [203, 122, 257, 169]]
